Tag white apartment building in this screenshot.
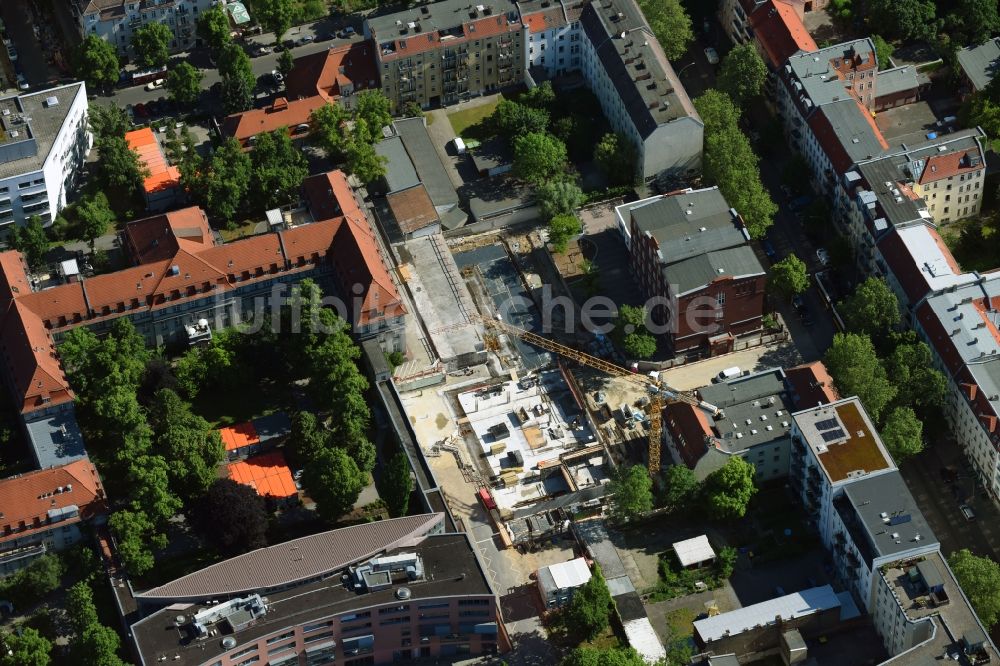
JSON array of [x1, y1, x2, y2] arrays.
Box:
[[71, 0, 221, 58], [0, 82, 91, 229], [518, 0, 582, 78]]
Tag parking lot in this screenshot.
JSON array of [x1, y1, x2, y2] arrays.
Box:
[[875, 100, 941, 144]]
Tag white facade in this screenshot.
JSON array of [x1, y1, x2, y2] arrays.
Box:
[[75, 0, 222, 58], [0, 82, 91, 229], [525, 19, 582, 77]]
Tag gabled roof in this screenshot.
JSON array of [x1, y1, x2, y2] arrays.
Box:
[[0, 298, 74, 413], [221, 96, 326, 147], [748, 0, 817, 69], [0, 458, 106, 544], [957, 38, 1000, 91], [123, 207, 215, 264], [664, 401, 712, 468], [125, 128, 181, 196], [285, 42, 379, 103], [876, 224, 969, 306], [806, 98, 888, 173], [137, 513, 446, 600], [785, 361, 839, 409], [917, 149, 983, 184]]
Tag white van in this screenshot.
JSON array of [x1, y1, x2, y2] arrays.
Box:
[[453, 137, 467, 154], [716, 366, 741, 382]]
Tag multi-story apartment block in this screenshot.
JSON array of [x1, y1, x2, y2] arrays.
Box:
[[70, 0, 220, 58], [0, 458, 107, 576], [0, 82, 90, 229], [617, 187, 765, 354], [722, 0, 817, 68], [664, 368, 794, 481], [578, 0, 701, 181], [517, 0, 583, 78], [365, 0, 525, 110], [130, 513, 507, 666]]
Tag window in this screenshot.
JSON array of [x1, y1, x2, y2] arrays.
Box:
[[716, 292, 725, 305], [304, 620, 334, 632]]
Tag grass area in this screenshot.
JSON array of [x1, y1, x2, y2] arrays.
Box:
[[219, 220, 261, 242], [940, 217, 1000, 274], [580, 625, 620, 651], [665, 607, 696, 640], [447, 97, 501, 140], [193, 380, 280, 427]]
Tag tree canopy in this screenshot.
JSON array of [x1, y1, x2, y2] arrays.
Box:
[[564, 564, 612, 640], [192, 478, 270, 555], [548, 214, 581, 253], [824, 332, 897, 422], [840, 277, 900, 338], [638, 0, 692, 61], [76, 192, 115, 250], [166, 61, 203, 106], [250, 129, 309, 210], [886, 340, 946, 410], [74, 35, 119, 92], [608, 464, 654, 522], [355, 90, 393, 134], [148, 389, 224, 502], [948, 549, 1000, 627], [255, 0, 295, 44], [492, 99, 550, 138], [872, 34, 894, 70], [190, 137, 252, 225], [661, 464, 700, 512], [98, 135, 149, 194], [881, 406, 924, 463], [537, 179, 583, 221], [703, 457, 757, 520], [717, 43, 768, 106], [8, 216, 50, 271], [514, 132, 567, 185], [769, 255, 809, 299], [868, 0, 937, 41], [304, 446, 366, 522], [0, 554, 64, 608], [0, 627, 50, 666], [380, 452, 414, 518], [614, 304, 657, 359], [88, 104, 131, 142], [219, 43, 256, 114], [196, 5, 231, 53], [562, 646, 646, 666], [131, 22, 172, 69], [593, 133, 637, 186]]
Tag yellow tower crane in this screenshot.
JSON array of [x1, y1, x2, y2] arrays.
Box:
[[481, 316, 720, 476]]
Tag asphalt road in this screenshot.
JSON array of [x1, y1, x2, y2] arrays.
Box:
[[1, 0, 56, 86]]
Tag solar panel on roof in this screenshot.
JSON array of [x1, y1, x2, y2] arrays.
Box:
[[888, 514, 911, 526], [821, 429, 846, 442], [815, 418, 839, 430]]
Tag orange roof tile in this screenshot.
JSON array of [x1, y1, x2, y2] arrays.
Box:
[[123, 207, 215, 264], [523, 7, 566, 34], [126, 128, 181, 196], [918, 150, 983, 184], [0, 251, 31, 306], [219, 421, 260, 452], [221, 96, 327, 147], [227, 451, 297, 499], [0, 300, 74, 413], [286, 42, 379, 103], [0, 458, 106, 545], [749, 0, 817, 68]]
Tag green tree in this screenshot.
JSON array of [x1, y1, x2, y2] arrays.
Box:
[[166, 61, 203, 106], [74, 35, 120, 92], [961, 88, 1000, 145], [77, 192, 115, 251], [131, 22, 172, 69], [537, 179, 583, 221], [872, 34, 894, 70], [303, 446, 366, 521], [75, 625, 127, 666], [66, 582, 99, 636], [345, 134, 388, 183], [886, 341, 946, 410], [548, 213, 581, 253], [250, 129, 310, 209], [148, 389, 225, 501], [593, 133, 637, 186], [840, 277, 900, 338], [952, 0, 1000, 45], [255, 0, 295, 44], [950, 549, 1000, 627], [514, 132, 567, 185], [703, 457, 757, 520], [289, 410, 333, 462], [638, 0, 692, 61], [309, 101, 352, 158], [192, 479, 269, 555], [881, 406, 924, 462], [380, 452, 414, 518], [492, 99, 550, 138], [0, 555, 64, 608], [829, 0, 853, 22], [219, 42, 256, 114], [127, 454, 182, 525], [564, 564, 612, 640], [716, 546, 738, 579], [521, 81, 555, 109], [88, 104, 131, 142], [197, 6, 232, 54], [562, 646, 646, 666], [717, 43, 768, 106], [868, 0, 937, 41], [608, 464, 653, 522], [9, 216, 50, 271], [615, 304, 657, 359], [198, 137, 252, 224], [98, 135, 149, 194], [355, 90, 393, 135], [769, 255, 809, 299], [109, 509, 165, 576], [400, 101, 424, 118], [694, 89, 741, 134], [661, 464, 700, 512], [824, 333, 897, 422], [0, 627, 50, 666], [277, 48, 295, 77]]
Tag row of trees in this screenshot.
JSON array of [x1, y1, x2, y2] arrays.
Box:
[[608, 457, 758, 523], [824, 277, 947, 462]]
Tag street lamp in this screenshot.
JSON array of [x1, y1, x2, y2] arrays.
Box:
[[677, 62, 697, 78]]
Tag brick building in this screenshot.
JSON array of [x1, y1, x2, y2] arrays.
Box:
[[618, 187, 765, 354]]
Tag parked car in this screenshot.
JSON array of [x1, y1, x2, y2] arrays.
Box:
[[272, 69, 284, 84], [815, 247, 830, 266], [15, 73, 28, 91], [960, 504, 976, 521], [297, 35, 314, 45], [792, 294, 806, 313], [338, 26, 356, 39], [703, 47, 719, 65], [145, 78, 165, 91]]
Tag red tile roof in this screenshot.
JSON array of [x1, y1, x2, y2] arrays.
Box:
[[748, 0, 817, 68], [0, 298, 75, 413], [785, 361, 839, 409], [285, 42, 380, 103], [0, 458, 106, 545], [126, 128, 181, 196], [0, 252, 30, 306], [377, 14, 521, 61], [918, 150, 983, 184], [387, 184, 439, 234], [664, 402, 713, 469], [221, 96, 326, 148], [123, 207, 215, 264], [522, 7, 566, 34], [227, 451, 297, 499]]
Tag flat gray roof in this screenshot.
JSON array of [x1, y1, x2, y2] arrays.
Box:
[[786, 38, 875, 108], [819, 97, 888, 164], [876, 65, 922, 97], [367, 0, 519, 39], [836, 471, 936, 562], [393, 118, 459, 209], [376, 135, 420, 194], [0, 82, 85, 180], [699, 369, 793, 452], [957, 38, 1000, 91], [25, 410, 87, 469]]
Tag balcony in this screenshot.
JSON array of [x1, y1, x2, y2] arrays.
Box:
[[0, 542, 46, 564]]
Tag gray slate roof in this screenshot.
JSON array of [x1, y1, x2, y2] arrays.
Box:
[[957, 38, 1000, 91], [367, 0, 519, 39], [393, 118, 460, 209], [786, 38, 875, 108], [377, 135, 420, 193], [819, 97, 888, 164], [664, 246, 765, 295], [875, 65, 923, 97]]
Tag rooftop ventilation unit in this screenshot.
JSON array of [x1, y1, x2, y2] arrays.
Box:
[[44, 96, 58, 107]]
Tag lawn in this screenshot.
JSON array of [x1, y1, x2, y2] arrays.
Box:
[[220, 220, 261, 242], [193, 379, 282, 428], [665, 607, 696, 641], [447, 97, 502, 140]]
